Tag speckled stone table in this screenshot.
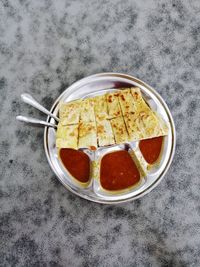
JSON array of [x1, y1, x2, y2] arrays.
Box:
[[1, 0, 200, 266]]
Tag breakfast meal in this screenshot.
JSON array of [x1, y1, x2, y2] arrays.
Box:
[[56, 87, 169, 192], [17, 73, 174, 201]]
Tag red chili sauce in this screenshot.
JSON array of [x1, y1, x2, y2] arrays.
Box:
[[100, 150, 140, 191], [139, 136, 163, 164], [59, 148, 90, 183]]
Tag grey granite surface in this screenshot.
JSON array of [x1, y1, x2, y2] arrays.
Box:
[[1, 0, 200, 266]]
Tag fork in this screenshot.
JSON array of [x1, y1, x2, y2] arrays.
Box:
[[16, 93, 59, 128]]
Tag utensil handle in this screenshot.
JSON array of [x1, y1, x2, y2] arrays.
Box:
[[21, 93, 59, 122], [16, 115, 57, 128]]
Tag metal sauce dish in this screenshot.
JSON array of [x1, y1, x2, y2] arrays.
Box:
[[44, 73, 176, 204]]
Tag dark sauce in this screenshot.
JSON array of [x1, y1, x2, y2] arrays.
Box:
[[139, 136, 163, 164], [60, 148, 90, 183], [100, 150, 140, 191]]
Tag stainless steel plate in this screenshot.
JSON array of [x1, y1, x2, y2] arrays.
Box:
[[44, 73, 176, 204]]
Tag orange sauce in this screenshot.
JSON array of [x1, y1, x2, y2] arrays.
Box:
[[100, 151, 140, 191], [139, 136, 163, 164], [59, 148, 90, 183], [90, 146, 97, 151]]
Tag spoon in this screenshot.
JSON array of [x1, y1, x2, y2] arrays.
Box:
[[16, 115, 57, 128], [21, 93, 59, 122]]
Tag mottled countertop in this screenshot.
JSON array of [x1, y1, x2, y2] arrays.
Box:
[[1, 0, 200, 266]]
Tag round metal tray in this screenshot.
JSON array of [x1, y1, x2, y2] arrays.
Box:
[[44, 73, 176, 204]]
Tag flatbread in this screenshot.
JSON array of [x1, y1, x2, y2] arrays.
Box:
[[118, 89, 135, 115], [139, 110, 164, 138], [133, 99, 151, 114], [96, 118, 115, 146], [130, 87, 168, 137], [130, 87, 143, 102], [129, 87, 168, 138], [110, 117, 129, 143], [130, 88, 151, 114], [78, 121, 97, 148], [56, 123, 79, 149], [57, 87, 168, 149], [129, 149, 147, 177], [80, 98, 95, 122], [94, 95, 114, 146], [94, 95, 108, 118], [125, 109, 165, 140], [156, 113, 169, 135], [106, 92, 122, 119], [124, 113, 144, 141], [59, 100, 80, 125]]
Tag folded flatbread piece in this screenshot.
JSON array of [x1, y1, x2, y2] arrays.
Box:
[[118, 89, 135, 115], [94, 95, 108, 119], [59, 100, 80, 125], [123, 87, 168, 139], [124, 113, 144, 141], [56, 123, 79, 149], [110, 117, 129, 144], [96, 118, 115, 146], [80, 98, 95, 122], [78, 121, 97, 149], [106, 92, 122, 119]]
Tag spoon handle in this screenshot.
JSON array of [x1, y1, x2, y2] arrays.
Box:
[[16, 115, 57, 128], [21, 93, 59, 122]]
